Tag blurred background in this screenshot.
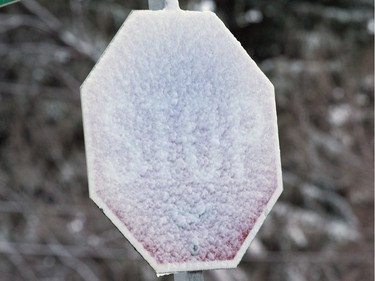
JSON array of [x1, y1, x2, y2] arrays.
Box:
[[0, 0, 373, 280]]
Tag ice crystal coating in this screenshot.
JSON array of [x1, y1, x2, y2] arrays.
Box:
[[81, 9, 282, 275]]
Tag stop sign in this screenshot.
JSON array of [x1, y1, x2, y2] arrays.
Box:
[[81, 8, 282, 275]]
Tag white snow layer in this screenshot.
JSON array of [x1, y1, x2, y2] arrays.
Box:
[[81, 10, 282, 274]]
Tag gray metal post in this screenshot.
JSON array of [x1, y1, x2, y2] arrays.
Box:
[[148, 1, 202, 280], [174, 271, 204, 281], [148, 0, 165, 10]]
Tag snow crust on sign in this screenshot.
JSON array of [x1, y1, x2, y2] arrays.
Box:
[[81, 10, 282, 274]]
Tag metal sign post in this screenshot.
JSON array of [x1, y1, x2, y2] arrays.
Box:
[[148, 0, 164, 10], [174, 271, 204, 281]]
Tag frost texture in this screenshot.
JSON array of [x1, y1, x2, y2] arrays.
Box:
[[81, 10, 282, 272]]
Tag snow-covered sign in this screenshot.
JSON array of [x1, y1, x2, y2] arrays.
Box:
[[81, 2, 282, 276]]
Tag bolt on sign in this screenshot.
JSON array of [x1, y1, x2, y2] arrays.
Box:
[[81, 0, 282, 276], [0, 0, 19, 8]]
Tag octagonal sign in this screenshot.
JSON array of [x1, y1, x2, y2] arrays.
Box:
[[81, 8, 282, 275]]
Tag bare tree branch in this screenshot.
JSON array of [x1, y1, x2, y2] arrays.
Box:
[[2, 242, 38, 281], [21, 0, 100, 61]]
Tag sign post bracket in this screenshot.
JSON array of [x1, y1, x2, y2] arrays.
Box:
[[174, 271, 204, 281], [148, 0, 165, 10]]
